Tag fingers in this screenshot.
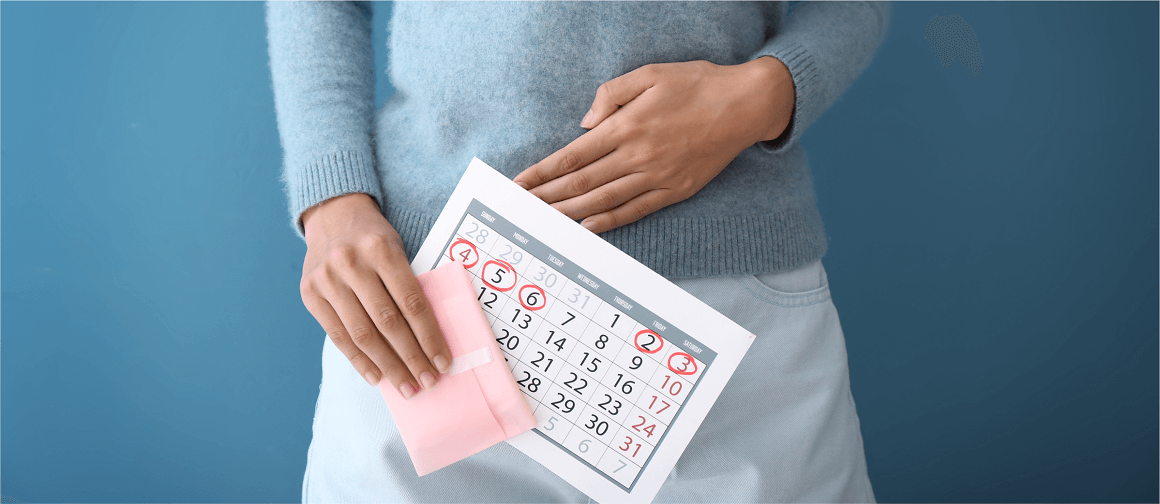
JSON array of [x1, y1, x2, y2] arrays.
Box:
[[550, 172, 652, 221], [580, 64, 658, 129], [578, 189, 677, 234], [529, 151, 628, 205], [329, 284, 421, 397], [513, 130, 616, 190], [301, 291, 393, 389], [364, 244, 453, 383]]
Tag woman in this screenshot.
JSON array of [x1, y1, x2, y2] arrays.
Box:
[[267, 2, 889, 501]]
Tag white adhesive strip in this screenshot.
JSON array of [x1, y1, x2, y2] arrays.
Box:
[[444, 346, 492, 376]]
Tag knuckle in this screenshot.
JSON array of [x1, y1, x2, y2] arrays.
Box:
[[636, 145, 661, 163], [595, 82, 613, 102], [359, 232, 396, 253], [374, 304, 404, 329], [594, 190, 617, 211], [348, 325, 378, 347], [299, 278, 317, 299], [558, 151, 582, 174], [397, 290, 429, 317], [677, 178, 698, 197], [633, 199, 654, 219], [328, 245, 359, 268], [568, 172, 591, 194]]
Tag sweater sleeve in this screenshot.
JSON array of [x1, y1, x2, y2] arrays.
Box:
[[752, 1, 892, 151], [265, 1, 382, 237]]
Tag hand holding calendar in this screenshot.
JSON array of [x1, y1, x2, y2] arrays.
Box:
[[405, 158, 756, 503]]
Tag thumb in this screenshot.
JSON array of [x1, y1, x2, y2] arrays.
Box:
[[580, 65, 658, 129]]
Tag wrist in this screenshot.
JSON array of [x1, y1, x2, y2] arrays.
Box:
[[741, 56, 796, 143], [302, 193, 382, 242]]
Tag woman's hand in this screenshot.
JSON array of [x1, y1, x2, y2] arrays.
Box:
[[513, 57, 795, 233], [299, 193, 451, 399]]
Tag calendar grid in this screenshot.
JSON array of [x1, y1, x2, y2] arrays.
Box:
[[430, 200, 717, 491]]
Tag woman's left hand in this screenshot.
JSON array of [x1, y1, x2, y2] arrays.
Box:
[[513, 57, 795, 233]]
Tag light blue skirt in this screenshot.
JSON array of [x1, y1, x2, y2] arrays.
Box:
[[302, 260, 874, 503]]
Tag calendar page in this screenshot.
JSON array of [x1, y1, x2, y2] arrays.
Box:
[[411, 158, 755, 504]]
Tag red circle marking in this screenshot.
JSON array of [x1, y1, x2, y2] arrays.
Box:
[[481, 259, 517, 292], [667, 352, 698, 376], [518, 284, 547, 311], [448, 238, 479, 268], [634, 329, 664, 354]]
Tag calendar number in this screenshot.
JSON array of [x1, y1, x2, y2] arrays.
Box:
[[551, 393, 576, 413], [613, 373, 635, 395], [563, 372, 588, 395], [568, 288, 591, 308], [595, 334, 609, 349], [667, 352, 698, 375], [477, 287, 498, 309], [629, 356, 643, 370], [495, 329, 520, 351], [584, 414, 610, 436], [448, 238, 480, 268], [542, 416, 558, 431], [648, 395, 672, 415], [660, 374, 683, 397], [534, 266, 558, 288], [463, 222, 489, 244], [519, 284, 546, 311], [482, 259, 517, 291], [530, 351, 554, 372], [561, 311, 576, 326], [544, 330, 567, 352], [510, 309, 533, 329], [516, 372, 541, 392], [631, 416, 657, 438], [619, 436, 643, 457], [597, 394, 622, 415], [579, 352, 602, 373], [634, 330, 664, 354], [497, 243, 524, 266]]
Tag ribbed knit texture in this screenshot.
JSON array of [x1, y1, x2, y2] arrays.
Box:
[[267, 2, 890, 278]]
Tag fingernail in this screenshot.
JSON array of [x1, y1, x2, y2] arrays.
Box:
[[419, 371, 437, 389], [399, 382, 416, 400], [364, 371, 380, 386], [514, 180, 530, 190], [580, 109, 594, 128], [582, 220, 598, 232], [433, 354, 451, 373]]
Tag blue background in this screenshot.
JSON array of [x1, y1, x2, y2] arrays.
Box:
[[2, 2, 1156, 502]]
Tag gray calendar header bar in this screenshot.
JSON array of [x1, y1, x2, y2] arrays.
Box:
[[463, 200, 717, 365]]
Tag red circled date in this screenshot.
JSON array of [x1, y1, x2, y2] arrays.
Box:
[[481, 259, 517, 292], [518, 284, 547, 311], [634, 329, 664, 354], [667, 352, 698, 375], [447, 238, 480, 268]]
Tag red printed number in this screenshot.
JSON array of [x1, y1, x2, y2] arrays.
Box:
[[448, 238, 479, 268], [667, 352, 697, 375]]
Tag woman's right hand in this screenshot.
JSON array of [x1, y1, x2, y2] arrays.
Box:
[[299, 193, 451, 399]]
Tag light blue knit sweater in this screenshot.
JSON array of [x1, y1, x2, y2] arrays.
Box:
[[266, 2, 889, 278]]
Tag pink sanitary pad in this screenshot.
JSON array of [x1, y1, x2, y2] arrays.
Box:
[[378, 260, 537, 476]]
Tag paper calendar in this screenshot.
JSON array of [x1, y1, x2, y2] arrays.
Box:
[[411, 158, 755, 503]]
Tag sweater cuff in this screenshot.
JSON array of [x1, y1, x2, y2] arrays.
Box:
[[752, 42, 822, 153], [286, 150, 383, 237]]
